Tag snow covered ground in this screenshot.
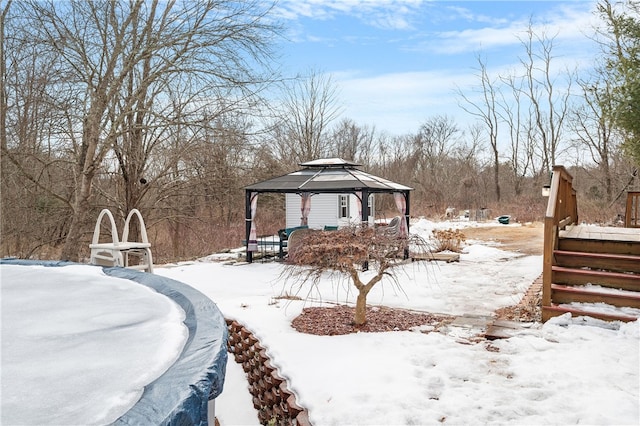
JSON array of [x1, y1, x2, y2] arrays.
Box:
[[156, 219, 639, 425], [2, 218, 637, 425]]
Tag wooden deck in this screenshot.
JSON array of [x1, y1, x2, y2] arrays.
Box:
[[559, 225, 640, 242]]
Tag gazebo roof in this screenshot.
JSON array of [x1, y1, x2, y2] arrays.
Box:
[[245, 158, 413, 193]]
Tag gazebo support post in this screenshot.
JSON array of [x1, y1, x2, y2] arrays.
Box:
[[360, 189, 370, 225], [404, 191, 410, 259], [360, 189, 370, 271], [245, 190, 253, 264]]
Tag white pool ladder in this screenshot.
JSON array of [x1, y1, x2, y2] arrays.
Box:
[[89, 208, 154, 273]]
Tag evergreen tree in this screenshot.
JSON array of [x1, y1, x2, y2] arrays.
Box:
[[598, 0, 640, 165]]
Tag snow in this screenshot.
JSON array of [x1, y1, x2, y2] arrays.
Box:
[[1, 264, 188, 425], [155, 219, 639, 425], [1, 218, 638, 425]]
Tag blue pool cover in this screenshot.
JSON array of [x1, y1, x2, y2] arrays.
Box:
[[1, 259, 227, 426]]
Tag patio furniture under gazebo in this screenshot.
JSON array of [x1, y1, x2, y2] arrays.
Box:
[[244, 158, 413, 263]]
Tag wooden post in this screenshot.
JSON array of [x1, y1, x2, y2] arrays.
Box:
[[542, 166, 576, 321], [626, 191, 640, 228]]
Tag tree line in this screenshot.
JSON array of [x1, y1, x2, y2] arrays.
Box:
[[1, 0, 638, 263]]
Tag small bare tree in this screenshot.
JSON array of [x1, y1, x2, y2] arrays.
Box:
[[282, 226, 427, 326]]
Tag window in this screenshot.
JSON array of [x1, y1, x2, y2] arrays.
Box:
[[339, 195, 349, 218]]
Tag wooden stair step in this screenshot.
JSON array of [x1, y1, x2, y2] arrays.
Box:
[[552, 266, 640, 291], [553, 250, 640, 274], [551, 283, 640, 308], [542, 304, 638, 323], [558, 237, 640, 256]]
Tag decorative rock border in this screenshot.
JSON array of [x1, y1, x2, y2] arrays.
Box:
[[226, 319, 311, 425], [521, 273, 543, 309]]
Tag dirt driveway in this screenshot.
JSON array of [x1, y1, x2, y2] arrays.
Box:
[[461, 222, 544, 255]]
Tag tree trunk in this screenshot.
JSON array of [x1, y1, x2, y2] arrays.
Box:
[[60, 108, 104, 261], [0, 1, 10, 154], [602, 151, 612, 203], [493, 153, 501, 202], [354, 291, 368, 326], [60, 172, 94, 261]]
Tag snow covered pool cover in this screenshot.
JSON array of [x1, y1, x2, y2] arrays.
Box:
[[1, 259, 227, 425]]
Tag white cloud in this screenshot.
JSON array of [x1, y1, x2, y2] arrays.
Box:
[[412, 3, 601, 56], [428, 26, 524, 55], [440, 5, 511, 26], [278, 1, 601, 58], [275, 0, 426, 30]]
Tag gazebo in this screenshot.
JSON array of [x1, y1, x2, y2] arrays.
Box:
[[244, 158, 413, 263]]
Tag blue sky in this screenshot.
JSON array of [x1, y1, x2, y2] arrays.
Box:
[[272, 0, 602, 136]]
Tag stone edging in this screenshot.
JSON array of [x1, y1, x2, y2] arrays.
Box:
[[520, 273, 543, 308], [226, 319, 312, 425]]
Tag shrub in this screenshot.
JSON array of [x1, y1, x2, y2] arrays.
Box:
[[431, 228, 466, 252]]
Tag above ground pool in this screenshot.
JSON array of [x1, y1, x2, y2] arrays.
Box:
[[1, 259, 227, 426]]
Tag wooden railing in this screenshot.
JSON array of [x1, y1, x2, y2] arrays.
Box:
[[542, 166, 578, 309], [626, 191, 640, 228]]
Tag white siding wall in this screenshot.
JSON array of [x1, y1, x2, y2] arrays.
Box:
[[286, 193, 337, 229], [285, 193, 375, 229]]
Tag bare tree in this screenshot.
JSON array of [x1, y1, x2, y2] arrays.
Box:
[[0, 0, 10, 153], [499, 71, 536, 196], [457, 54, 501, 202], [570, 75, 620, 202], [1, 0, 79, 257], [457, 24, 573, 201], [455, 123, 487, 208], [330, 118, 376, 166], [272, 69, 343, 166], [519, 22, 572, 175], [410, 115, 463, 208], [6, 0, 281, 261]]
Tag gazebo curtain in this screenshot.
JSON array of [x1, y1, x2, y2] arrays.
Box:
[[300, 192, 312, 226], [356, 191, 363, 220], [248, 192, 258, 252], [393, 192, 408, 237]]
